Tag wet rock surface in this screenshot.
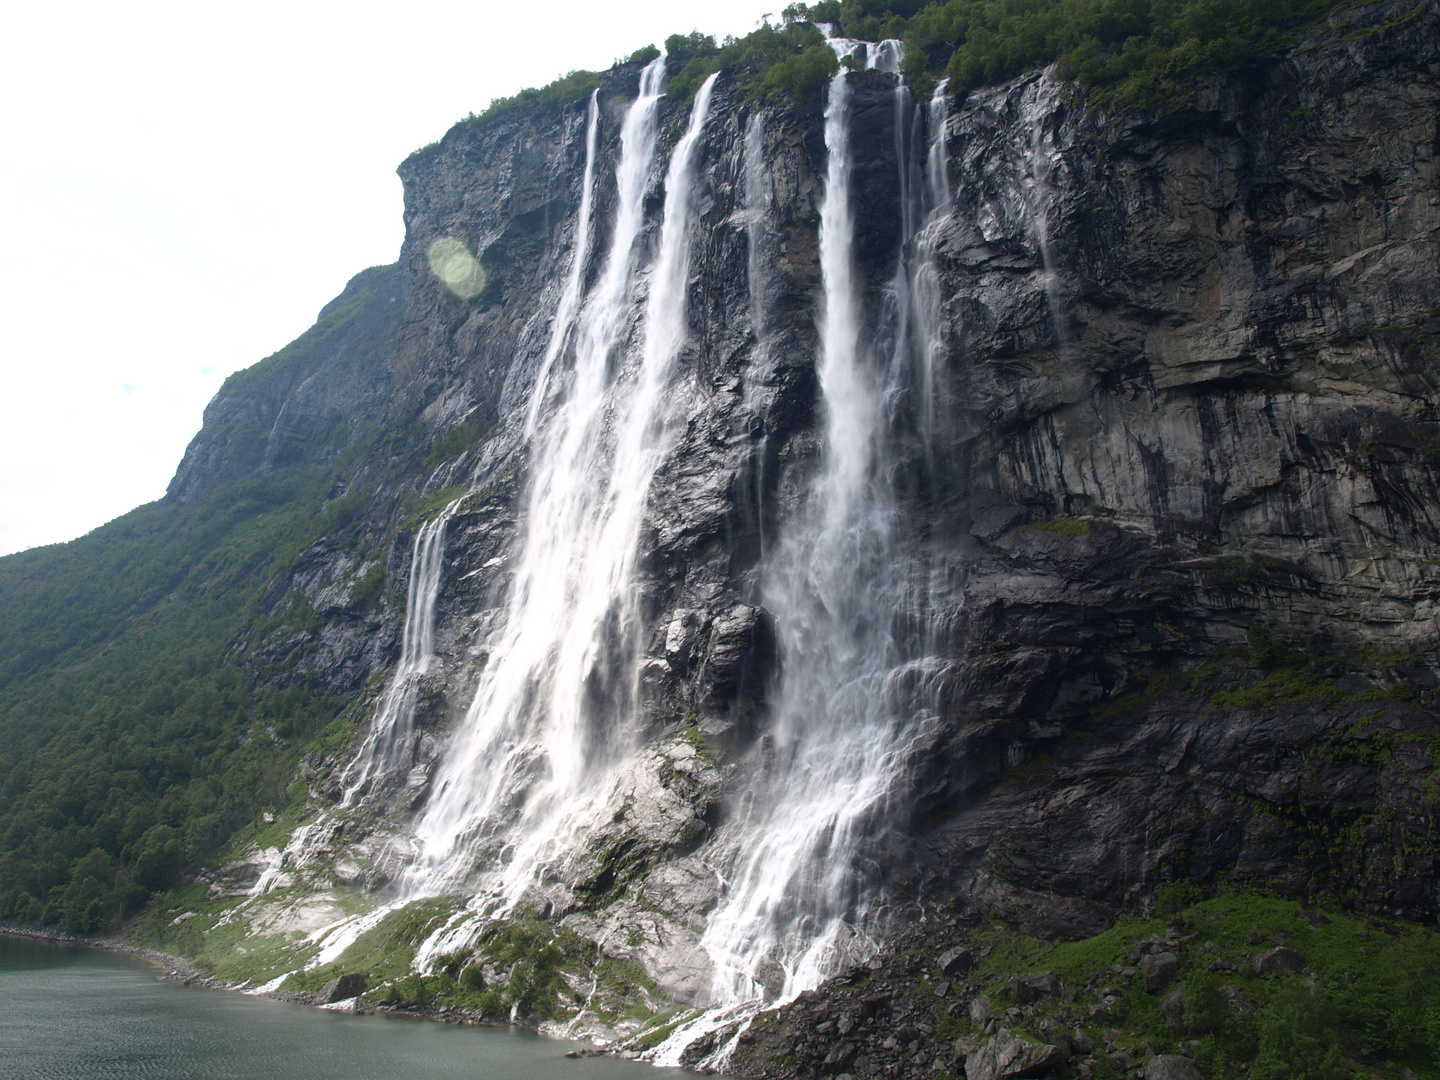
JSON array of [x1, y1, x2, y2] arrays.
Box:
[[320, 972, 369, 1003]]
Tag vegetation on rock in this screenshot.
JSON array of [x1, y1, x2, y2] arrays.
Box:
[[728, 890, 1440, 1080], [0, 266, 437, 936], [465, 0, 1350, 126]]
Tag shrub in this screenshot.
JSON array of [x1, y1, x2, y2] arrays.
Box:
[[467, 69, 602, 127], [468, 0, 1345, 130], [1251, 979, 1348, 1080], [1157, 879, 1204, 916], [459, 964, 486, 990], [1181, 971, 1229, 1035]]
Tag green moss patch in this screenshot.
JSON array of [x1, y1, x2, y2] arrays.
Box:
[[955, 890, 1440, 1079]]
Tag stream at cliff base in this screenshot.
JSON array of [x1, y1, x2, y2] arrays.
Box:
[[1, 936, 699, 1080]]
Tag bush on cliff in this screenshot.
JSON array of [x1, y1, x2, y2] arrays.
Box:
[[798, 0, 1343, 102], [469, 0, 1346, 127]]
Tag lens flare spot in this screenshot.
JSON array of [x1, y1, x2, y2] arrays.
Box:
[[427, 237, 487, 299]]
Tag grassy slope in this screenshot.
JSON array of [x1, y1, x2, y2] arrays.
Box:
[[955, 891, 1440, 1079]]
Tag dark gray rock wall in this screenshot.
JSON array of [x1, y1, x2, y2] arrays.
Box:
[[167, 262, 407, 504]]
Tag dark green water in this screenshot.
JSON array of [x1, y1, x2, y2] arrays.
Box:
[[0, 935, 691, 1080]]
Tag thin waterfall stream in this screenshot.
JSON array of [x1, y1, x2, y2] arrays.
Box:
[[342, 512, 454, 804], [1020, 79, 1067, 348], [526, 90, 602, 438]]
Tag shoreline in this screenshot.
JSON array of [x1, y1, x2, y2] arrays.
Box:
[[0, 921, 219, 987], [0, 921, 649, 1061], [5, 917, 724, 1070]]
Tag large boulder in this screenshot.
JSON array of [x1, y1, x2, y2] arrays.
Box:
[[1009, 971, 1060, 1002], [1141, 951, 1179, 992], [939, 946, 975, 977], [965, 1030, 1067, 1080], [1144, 1054, 1206, 1080], [320, 972, 368, 1003], [1254, 946, 1304, 976]]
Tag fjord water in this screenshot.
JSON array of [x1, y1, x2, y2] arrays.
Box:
[[0, 936, 697, 1080]]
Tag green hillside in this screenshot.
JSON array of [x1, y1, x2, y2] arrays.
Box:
[[0, 269, 405, 933]]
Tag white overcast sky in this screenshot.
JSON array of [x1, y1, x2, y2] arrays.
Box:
[[0, 0, 778, 556]]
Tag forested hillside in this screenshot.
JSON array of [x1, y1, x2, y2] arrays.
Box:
[[0, 265, 405, 931]]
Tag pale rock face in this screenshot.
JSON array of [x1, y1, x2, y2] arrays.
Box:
[[248, 894, 349, 937]]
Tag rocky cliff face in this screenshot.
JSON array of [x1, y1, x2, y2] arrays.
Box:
[[171, 0, 1440, 1058]]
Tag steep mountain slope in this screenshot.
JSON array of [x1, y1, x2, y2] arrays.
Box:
[[0, 264, 414, 927], [2, 1, 1438, 1076]]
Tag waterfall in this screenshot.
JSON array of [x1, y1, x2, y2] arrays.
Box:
[[243, 44, 984, 1033], [1020, 79, 1066, 346], [400, 61, 720, 909], [525, 90, 601, 437], [742, 113, 775, 350], [913, 79, 953, 460], [742, 111, 776, 559], [692, 38, 952, 1015], [877, 65, 922, 466], [925, 79, 951, 212], [341, 511, 452, 803]]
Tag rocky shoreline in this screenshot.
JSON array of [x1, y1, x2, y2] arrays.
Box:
[[0, 921, 224, 989], [0, 919, 665, 1057], [0, 922, 490, 1022], [8, 884, 1440, 1080]]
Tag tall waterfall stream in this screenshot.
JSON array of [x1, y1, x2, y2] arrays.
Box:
[[250, 44, 981, 1062]]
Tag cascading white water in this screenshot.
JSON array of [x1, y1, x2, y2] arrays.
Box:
[[741, 111, 777, 558], [400, 61, 720, 911], [913, 79, 953, 459], [341, 512, 452, 803], [877, 56, 923, 461], [251, 48, 982, 1037], [525, 90, 601, 437], [1020, 80, 1067, 346], [689, 38, 958, 1019], [336, 91, 607, 803]]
